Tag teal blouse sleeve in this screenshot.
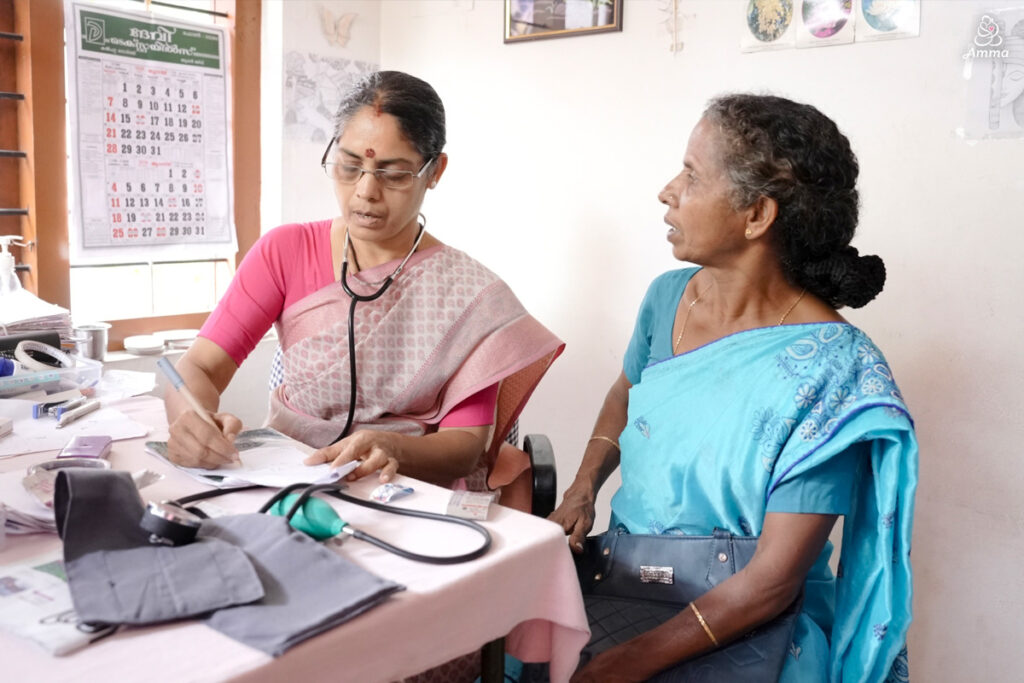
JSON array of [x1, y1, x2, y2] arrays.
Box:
[[623, 269, 697, 385], [766, 445, 862, 515]]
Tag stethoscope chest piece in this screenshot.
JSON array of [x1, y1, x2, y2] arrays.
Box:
[[141, 501, 203, 546]]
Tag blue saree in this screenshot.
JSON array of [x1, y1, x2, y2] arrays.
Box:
[[611, 268, 917, 683]]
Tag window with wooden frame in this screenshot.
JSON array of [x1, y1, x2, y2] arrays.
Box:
[[0, 0, 260, 350]]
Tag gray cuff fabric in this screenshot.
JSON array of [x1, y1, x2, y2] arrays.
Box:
[[54, 469, 265, 625], [202, 514, 404, 656]]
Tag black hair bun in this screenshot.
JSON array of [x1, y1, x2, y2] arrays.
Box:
[[798, 246, 886, 309]]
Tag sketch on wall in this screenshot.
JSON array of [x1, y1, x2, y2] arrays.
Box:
[[660, 0, 685, 54], [283, 52, 377, 144], [963, 10, 1024, 139]]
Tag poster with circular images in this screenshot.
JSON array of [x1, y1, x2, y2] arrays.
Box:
[[741, 0, 797, 52], [796, 0, 855, 47], [855, 0, 920, 42]]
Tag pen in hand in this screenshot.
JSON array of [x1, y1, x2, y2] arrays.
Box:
[[157, 357, 240, 465], [156, 357, 225, 432]]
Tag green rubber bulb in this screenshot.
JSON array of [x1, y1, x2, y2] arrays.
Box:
[[268, 493, 347, 541]]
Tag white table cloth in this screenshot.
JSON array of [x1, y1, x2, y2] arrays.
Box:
[[0, 396, 589, 682]]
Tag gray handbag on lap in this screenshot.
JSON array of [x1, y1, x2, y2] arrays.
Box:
[[575, 528, 799, 683]]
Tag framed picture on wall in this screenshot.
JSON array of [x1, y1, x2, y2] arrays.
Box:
[[504, 0, 623, 43]]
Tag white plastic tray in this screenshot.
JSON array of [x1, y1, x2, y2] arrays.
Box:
[[0, 356, 103, 398]]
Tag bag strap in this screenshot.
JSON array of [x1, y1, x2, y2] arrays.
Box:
[[706, 528, 737, 588]]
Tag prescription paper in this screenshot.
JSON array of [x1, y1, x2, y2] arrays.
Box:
[[146, 427, 356, 488]]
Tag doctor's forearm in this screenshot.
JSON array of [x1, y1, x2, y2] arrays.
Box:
[[391, 427, 488, 484]]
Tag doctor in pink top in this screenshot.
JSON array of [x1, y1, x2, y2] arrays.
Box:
[[165, 71, 562, 489]]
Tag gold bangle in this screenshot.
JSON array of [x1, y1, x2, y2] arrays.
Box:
[[587, 435, 620, 451], [689, 602, 719, 647]]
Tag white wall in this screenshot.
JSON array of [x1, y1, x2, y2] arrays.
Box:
[[262, 0, 381, 228], [368, 0, 1024, 680]]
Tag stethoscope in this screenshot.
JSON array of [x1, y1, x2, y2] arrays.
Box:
[[143, 478, 492, 565], [139, 217, 488, 565], [333, 216, 427, 444]]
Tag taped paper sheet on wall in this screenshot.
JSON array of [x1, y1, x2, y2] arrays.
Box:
[[961, 8, 1024, 139]]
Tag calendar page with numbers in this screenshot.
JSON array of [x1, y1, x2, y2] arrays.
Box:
[[66, 2, 235, 261]]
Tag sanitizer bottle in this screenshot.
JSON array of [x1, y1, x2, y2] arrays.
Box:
[[0, 236, 25, 296]]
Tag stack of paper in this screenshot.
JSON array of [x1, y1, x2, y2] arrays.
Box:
[[0, 467, 164, 536], [0, 469, 57, 534], [0, 289, 72, 343]]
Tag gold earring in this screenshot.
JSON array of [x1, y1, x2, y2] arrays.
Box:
[[745, 229, 753, 238]]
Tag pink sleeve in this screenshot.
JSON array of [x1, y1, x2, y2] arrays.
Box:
[[438, 383, 499, 428], [199, 222, 332, 366]]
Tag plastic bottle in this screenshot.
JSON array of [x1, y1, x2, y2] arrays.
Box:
[[0, 236, 24, 296]]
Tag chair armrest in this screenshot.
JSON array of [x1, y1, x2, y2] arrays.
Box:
[[523, 434, 556, 518]]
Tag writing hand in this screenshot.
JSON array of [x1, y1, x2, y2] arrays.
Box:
[[166, 410, 241, 468]]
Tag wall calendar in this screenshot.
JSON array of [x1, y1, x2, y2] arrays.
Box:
[[66, 3, 234, 258]]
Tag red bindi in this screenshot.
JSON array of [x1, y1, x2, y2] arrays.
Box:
[[365, 148, 376, 158]]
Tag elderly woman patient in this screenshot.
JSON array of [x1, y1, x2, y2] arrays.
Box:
[[551, 94, 918, 682], [164, 71, 562, 491]]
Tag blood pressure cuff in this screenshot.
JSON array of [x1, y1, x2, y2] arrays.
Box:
[[201, 514, 405, 656], [54, 469, 265, 624], [54, 469, 405, 655]]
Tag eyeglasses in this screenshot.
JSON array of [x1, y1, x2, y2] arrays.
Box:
[[321, 140, 435, 190]]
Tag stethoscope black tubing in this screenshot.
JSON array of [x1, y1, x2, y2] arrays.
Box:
[[173, 482, 492, 565], [333, 261, 395, 445], [331, 221, 424, 445], [322, 486, 492, 564]]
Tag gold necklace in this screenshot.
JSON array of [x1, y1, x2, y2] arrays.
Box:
[[673, 282, 713, 353], [673, 286, 808, 353], [778, 289, 807, 325]]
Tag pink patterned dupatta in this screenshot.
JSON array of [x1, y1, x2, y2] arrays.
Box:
[[266, 245, 563, 493]]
